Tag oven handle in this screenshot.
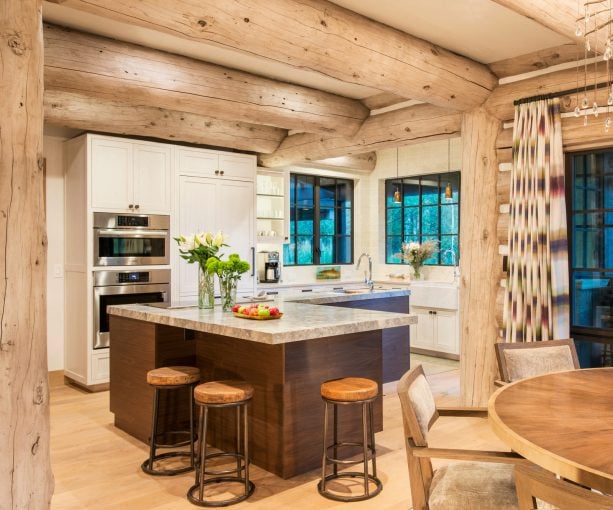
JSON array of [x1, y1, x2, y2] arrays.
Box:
[[96, 229, 169, 238]]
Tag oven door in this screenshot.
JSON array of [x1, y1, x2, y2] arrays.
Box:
[[94, 228, 170, 266], [93, 283, 169, 349]]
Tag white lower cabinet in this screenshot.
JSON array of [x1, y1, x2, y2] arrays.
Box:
[[409, 283, 460, 357], [91, 350, 110, 383]]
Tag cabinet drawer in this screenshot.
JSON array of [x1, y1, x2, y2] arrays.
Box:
[[219, 154, 256, 181]]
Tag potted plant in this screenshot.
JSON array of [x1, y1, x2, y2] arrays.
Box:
[[400, 240, 438, 280], [206, 254, 250, 311], [175, 231, 227, 308]]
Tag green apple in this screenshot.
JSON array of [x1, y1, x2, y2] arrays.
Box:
[[258, 308, 270, 317]]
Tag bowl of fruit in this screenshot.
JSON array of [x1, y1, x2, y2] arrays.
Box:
[[232, 303, 283, 320]]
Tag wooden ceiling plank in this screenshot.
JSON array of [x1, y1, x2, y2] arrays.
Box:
[[361, 92, 407, 110], [307, 152, 377, 172], [45, 0, 498, 111], [44, 90, 286, 153], [489, 43, 583, 78], [259, 104, 461, 167], [43, 23, 368, 137]]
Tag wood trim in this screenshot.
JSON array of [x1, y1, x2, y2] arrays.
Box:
[[48, 0, 498, 111], [43, 23, 368, 137]]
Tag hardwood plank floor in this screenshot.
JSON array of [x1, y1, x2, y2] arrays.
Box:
[[50, 357, 508, 509]]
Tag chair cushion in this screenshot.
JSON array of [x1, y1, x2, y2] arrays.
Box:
[[429, 462, 518, 510], [503, 346, 574, 382]]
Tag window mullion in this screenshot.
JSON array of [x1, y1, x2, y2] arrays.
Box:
[[314, 177, 321, 265]]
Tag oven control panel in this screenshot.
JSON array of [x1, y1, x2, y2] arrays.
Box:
[[117, 272, 150, 284]]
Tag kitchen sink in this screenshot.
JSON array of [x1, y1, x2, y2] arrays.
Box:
[[334, 288, 372, 294]]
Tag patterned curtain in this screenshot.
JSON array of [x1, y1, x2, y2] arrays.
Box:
[[504, 98, 570, 343]]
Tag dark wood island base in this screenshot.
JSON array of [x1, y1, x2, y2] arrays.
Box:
[[109, 315, 383, 479]]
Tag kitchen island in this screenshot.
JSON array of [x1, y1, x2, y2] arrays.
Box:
[[107, 289, 415, 478]]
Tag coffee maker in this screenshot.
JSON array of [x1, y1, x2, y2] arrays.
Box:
[[258, 251, 280, 283]]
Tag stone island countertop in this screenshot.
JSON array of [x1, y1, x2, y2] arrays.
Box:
[[107, 288, 416, 345]]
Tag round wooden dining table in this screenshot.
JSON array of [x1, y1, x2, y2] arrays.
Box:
[[488, 367, 613, 494]]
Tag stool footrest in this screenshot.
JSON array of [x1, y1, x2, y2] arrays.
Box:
[[197, 452, 246, 477], [325, 441, 375, 465], [141, 451, 194, 476], [154, 429, 197, 449], [187, 478, 255, 507], [318, 472, 383, 502]]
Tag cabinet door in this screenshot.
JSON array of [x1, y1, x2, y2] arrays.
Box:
[[411, 308, 435, 349], [90, 138, 132, 211], [219, 153, 256, 181], [434, 309, 459, 354], [176, 175, 218, 300], [215, 180, 256, 294], [133, 143, 171, 214], [175, 147, 218, 177]]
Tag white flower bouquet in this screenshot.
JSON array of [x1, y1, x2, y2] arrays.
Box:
[[400, 240, 438, 279], [175, 231, 228, 268]]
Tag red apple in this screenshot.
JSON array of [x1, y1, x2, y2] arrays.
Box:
[[249, 308, 259, 316], [232, 304, 241, 313], [269, 307, 280, 317]]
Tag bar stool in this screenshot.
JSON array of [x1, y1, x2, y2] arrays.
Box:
[[141, 366, 200, 476], [318, 377, 382, 502], [187, 380, 255, 507]]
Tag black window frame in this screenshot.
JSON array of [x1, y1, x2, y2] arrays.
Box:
[[565, 149, 613, 342], [284, 173, 355, 266], [384, 171, 461, 265]]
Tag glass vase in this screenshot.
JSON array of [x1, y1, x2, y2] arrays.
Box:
[[411, 264, 422, 280], [219, 278, 238, 312], [198, 266, 215, 309]]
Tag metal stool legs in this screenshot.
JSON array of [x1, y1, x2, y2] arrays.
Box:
[[141, 382, 197, 476], [187, 399, 255, 507], [318, 397, 382, 502]]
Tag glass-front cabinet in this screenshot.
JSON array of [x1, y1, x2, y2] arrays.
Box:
[[568, 151, 613, 366], [256, 168, 289, 244]]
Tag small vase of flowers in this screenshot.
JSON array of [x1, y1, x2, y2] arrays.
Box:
[[400, 240, 438, 280], [175, 231, 227, 308], [206, 254, 251, 311]]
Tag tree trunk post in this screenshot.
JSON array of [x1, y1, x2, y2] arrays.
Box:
[[0, 1, 53, 508], [459, 107, 502, 406]]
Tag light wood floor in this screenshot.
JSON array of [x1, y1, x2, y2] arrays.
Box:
[[50, 357, 508, 509]]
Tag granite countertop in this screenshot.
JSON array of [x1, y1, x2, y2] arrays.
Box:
[[107, 288, 416, 345]]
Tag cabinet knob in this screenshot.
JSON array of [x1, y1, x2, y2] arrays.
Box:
[[135, 204, 140, 210], [215, 170, 220, 175], [220, 170, 225, 176], [128, 204, 134, 209]]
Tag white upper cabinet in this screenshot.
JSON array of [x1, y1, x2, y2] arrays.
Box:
[[90, 136, 171, 214], [175, 147, 255, 181]]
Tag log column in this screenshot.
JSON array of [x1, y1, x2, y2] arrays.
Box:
[[459, 107, 502, 406], [0, 0, 53, 507]]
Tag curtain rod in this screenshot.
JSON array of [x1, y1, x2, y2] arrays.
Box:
[[513, 82, 610, 106]]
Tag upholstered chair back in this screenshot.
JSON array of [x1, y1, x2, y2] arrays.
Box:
[[495, 339, 580, 383]]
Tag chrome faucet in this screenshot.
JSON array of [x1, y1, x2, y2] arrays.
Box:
[[443, 249, 460, 278], [356, 253, 374, 291]]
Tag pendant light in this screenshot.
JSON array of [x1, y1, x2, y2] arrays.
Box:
[[444, 139, 453, 200], [393, 147, 401, 203]]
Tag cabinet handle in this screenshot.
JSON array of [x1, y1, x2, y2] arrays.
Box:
[[215, 170, 220, 175], [250, 247, 255, 277], [266, 291, 279, 295], [128, 204, 134, 209]]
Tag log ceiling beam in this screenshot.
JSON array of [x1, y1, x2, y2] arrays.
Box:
[[488, 43, 584, 79], [44, 90, 286, 154], [46, 0, 498, 111], [304, 153, 377, 172], [485, 65, 610, 121], [491, 1, 600, 48], [43, 23, 368, 137], [259, 104, 461, 167], [361, 92, 408, 111]]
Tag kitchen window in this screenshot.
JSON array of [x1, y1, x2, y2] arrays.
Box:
[[284, 174, 354, 266], [385, 172, 460, 265]]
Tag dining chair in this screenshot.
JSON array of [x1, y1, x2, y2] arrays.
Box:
[[495, 339, 579, 385], [397, 364, 523, 510], [515, 462, 613, 510]]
